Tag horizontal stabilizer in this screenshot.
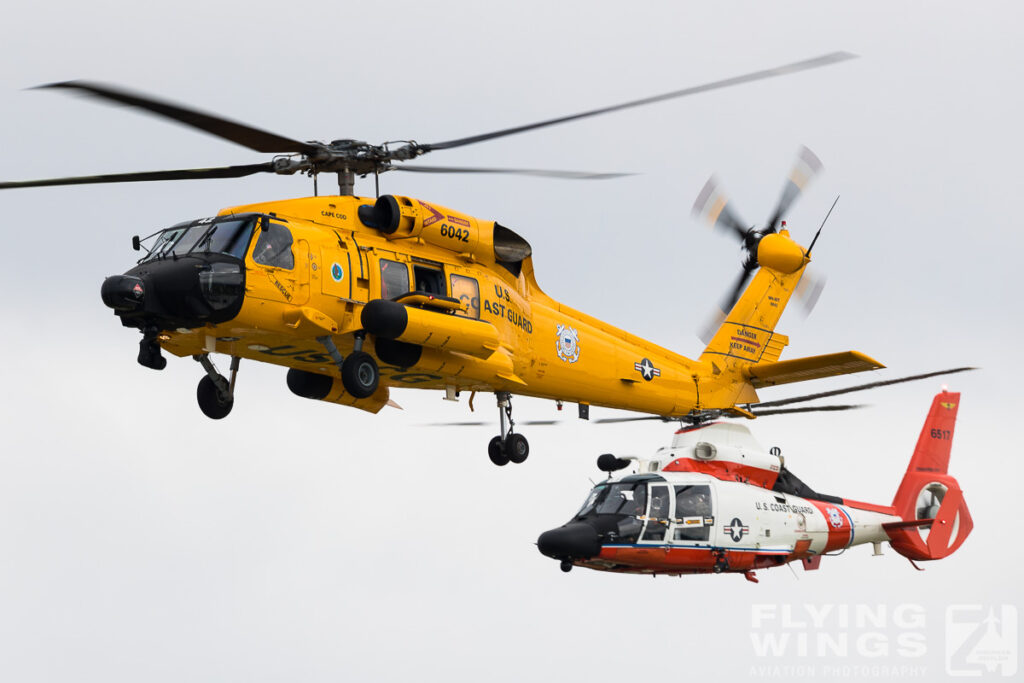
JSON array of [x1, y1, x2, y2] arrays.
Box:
[[745, 351, 884, 388], [882, 519, 934, 532]]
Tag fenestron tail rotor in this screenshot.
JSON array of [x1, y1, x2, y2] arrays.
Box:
[[2, 53, 856, 195]]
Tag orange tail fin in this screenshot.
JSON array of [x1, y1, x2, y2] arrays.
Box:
[[886, 391, 973, 561]]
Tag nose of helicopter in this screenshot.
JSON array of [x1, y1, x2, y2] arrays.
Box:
[[101, 274, 147, 311], [537, 522, 601, 561], [100, 256, 246, 329]]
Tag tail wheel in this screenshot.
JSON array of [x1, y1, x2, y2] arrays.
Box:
[[341, 351, 379, 398], [197, 375, 233, 419], [506, 433, 529, 464], [488, 436, 509, 466]]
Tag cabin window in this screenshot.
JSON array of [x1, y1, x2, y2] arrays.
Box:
[[450, 274, 481, 319], [672, 484, 712, 542], [252, 220, 294, 270], [380, 259, 410, 299], [641, 484, 672, 542], [413, 265, 446, 296]]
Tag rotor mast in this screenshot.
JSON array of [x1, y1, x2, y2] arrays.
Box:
[[338, 167, 355, 196]]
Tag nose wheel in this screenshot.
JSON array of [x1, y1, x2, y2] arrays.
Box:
[[195, 354, 239, 419], [488, 393, 530, 466]]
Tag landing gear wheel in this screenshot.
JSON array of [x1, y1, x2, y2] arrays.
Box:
[[560, 560, 574, 573], [506, 433, 529, 464], [341, 351, 379, 398], [488, 436, 509, 466], [197, 375, 233, 419]]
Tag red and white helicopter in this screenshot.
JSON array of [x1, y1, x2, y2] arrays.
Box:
[[538, 389, 972, 582]]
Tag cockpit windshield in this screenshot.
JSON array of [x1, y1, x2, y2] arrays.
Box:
[[576, 482, 648, 518], [141, 216, 257, 263]]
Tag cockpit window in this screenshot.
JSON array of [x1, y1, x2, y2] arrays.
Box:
[[595, 483, 647, 517], [575, 484, 608, 518], [145, 226, 188, 260], [252, 220, 294, 269], [199, 218, 257, 259], [141, 217, 257, 263]]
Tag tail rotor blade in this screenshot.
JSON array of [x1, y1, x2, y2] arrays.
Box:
[[794, 269, 826, 318], [692, 175, 748, 239], [697, 308, 727, 346], [697, 267, 753, 344], [765, 145, 823, 231], [721, 266, 755, 315]]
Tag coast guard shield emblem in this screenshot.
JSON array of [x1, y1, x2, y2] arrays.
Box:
[[555, 324, 580, 363]]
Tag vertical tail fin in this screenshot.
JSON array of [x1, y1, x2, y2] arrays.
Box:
[[699, 241, 807, 366], [886, 391, 973, 561]]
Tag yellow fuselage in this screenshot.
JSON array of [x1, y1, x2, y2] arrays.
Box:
[[156, 193, 745, 415]]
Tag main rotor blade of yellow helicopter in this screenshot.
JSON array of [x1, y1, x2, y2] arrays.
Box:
[[421, 52, 856, 152], [0, 163, 276, 189], [393, 164, 631, 180], [35, 81, 321, 156]]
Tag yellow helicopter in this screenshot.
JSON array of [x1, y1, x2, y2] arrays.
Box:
[[1, 53, 890, 465]]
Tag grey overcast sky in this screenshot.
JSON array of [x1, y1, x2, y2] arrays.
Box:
[[1, 1, 1021, 681]]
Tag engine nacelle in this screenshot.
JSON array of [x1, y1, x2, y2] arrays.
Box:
[[357, 194, 531, 267]]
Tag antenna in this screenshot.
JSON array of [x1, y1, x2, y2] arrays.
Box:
[[806, 195, 839, 257]]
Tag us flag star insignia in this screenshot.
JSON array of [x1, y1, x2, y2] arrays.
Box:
[[634, 358, 661, 381]]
